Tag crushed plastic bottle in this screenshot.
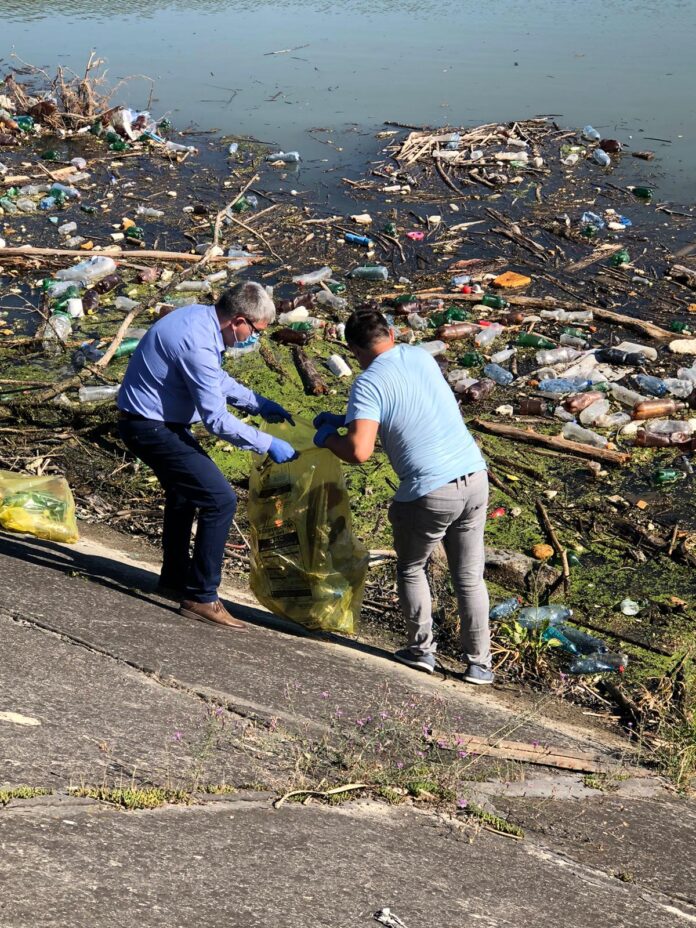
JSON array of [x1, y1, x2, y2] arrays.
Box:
[[610, 382, 646, 407], [582, 125, 601, 142], [593, 149, 611, 167], [576, 398, 610, 425], [266, 151, 301, 163], [536, 347, 583, 366], [567, 653, 628, 674], [40, 312, 72, 355], [517, 605, 572, 628], [350, 266, 389, 281], [419, 340, 447, 357], [489, 597, 522, 621], [55, 256, 117, 287], [540, 309, 593, 324], [292, 266, 333, 286], [562, 422, 609, 448], [538, 377, 593, 395], [483, 363, 514, 386], [475, 323, 504, 348], [633, 374, 668, 397], [316, 290, 348, 312]]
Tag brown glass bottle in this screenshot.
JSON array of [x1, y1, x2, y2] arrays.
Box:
[[632, 398, 685, 420], [93, 274, 121, 295], [502, 310, 527, 325], [460, 378, 496, 402], [437, 322, 481, 341], [271, 328, 312, 346], [517, 397, 549, 416], [563, 391, 604, 414]]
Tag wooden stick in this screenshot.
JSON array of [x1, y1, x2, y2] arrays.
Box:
[[0, 246, 241, 265], [273, 782, 368, 809], [564, 244, 623, 273], [535, 499, 570, 592], [433, 733, 650, 777], [471, 419, 629, 466], [292, 347, 329, 395]]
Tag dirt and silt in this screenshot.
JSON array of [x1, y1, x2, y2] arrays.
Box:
[[1, 63, 695, 776]]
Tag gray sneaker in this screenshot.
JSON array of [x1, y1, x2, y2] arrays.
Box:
[[394, 648, 436, 675], [463, 664, 494, 685]]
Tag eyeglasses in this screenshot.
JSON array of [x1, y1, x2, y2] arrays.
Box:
[[244, 317, 263, 338]]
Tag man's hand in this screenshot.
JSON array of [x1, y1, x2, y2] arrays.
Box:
[[313, 411, 346, 430], [259, 398, 295, 425], [268, 437, 298, 463], [313, 424, 339, 448]]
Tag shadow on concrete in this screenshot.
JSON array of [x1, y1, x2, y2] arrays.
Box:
[[0, 530, 408, 670]]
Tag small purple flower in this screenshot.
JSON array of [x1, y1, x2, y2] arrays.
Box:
[[457, 750, 469, 759], [396, 761, 404, 769], [437, 739, 449, 750], [320, 691, 329, 699], [379, 711, 389, 720], [531, 740, 540, 748], [172, 730, 183, 743], [457, 798, 468, 809], [417, 750, 425, 758]]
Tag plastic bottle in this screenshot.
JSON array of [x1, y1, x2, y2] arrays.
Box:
[[579, 398, 610, 426], [633, 374, 668, 397], [557, 625, 609, 655], [567, 653, 628, 674], [490, 347, 516, 364], [562, 422, 609, 448], [136, 206, 165, 218], [481, 294, 508, 310], [597, 411, 631, 429], [78, 384, 120, 404], [535, 347, 582, 366], [582, 125, 601, 141], [58, 221, 77, 236], [610, 382, 645, 407], [517, 333, 555, 349], [595, 348, 644, 366], [419, 340, 447, 357], [316, 290, 348, 312], [164, 141, 197, 154], [542, 626, 579, 654], [50, 183, 80, 201], [560, 334, 589, 350], [632, 398, 684, 420], [593, 149, 611, 167], [266, 151, 300, 163], [345, 232, 372, 247], [663, 378, 695, 399], [66, 298, 84, 319], [450, 274, 472, 288], [483, 363, 514, 386], [350, 266, 389, 281], [438, 322, 480, 341], [291, 267, 332, 286], [489, 597, 522, 621], [580, 211, 605, 232], [56, 256, 118, 287], [175, 281, 211, 293], [617, 341, 658, 362], [40, 312, 72, 355], [517, 605, 572, 628], [562, 391, 604, 415], [540, 309, 593, 324], [16, 198, 38, 212], [327, 354, 352, 377], [460, 379, 496, 402], [475, 324, 504, 348], [538, 377, 593, 395], [517, 397, 551, 416]]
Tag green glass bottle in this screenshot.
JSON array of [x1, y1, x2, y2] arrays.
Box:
[[113, 338, 141, 359], [383, 222, 397, 236], [562, 327, 586, 339], [653, 468, 682, 485], [609, 249, 630, 267], [670, 321, 691, 334], [481, 294, 508, 310], [459, 351, 484, 367], [232, 196, 251, 213], [41, 150, 60, 162], [158, 118, 172, 134], [109, 139, 129, 153], [327, 281, 346, 294], [632, 186, 654, 199], [125, 226, 144, 242], [80, 205, 97, 214], [516, 333, 555, 349], [16, 115, 34, 132], [393, 293, 416, 305]]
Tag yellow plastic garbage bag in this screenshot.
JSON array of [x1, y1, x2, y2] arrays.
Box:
[[0, 470, 79, 543], [248, 418, 368, 634]]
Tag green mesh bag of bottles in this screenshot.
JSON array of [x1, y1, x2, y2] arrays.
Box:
[[0, 470, 79, 543], [248, 419, 368, 634]]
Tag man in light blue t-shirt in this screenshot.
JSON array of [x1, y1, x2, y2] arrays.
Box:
[[313, 309, 493, 683]]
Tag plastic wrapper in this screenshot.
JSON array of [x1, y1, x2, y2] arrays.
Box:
[[248, 419, 368, 634], [0, 470, 79, 543]]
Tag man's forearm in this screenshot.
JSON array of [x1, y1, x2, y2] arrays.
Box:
[[324, 432, 370, 464]]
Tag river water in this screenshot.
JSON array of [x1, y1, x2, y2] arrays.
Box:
[[2, 0, 695, 200]]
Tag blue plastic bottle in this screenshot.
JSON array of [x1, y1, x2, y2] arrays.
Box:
[[489, 597, 522, 621], [633, 374, 668, 398], [483, 363, 514, 386]]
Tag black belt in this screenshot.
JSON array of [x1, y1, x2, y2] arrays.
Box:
[[449, 471, 478, 483], [119, 410, 149, 422]]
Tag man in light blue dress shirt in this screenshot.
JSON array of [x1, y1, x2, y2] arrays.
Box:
[[118, 282, 296, 629]]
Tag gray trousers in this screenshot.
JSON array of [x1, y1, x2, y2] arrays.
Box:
[[388, 470, 491, 667]]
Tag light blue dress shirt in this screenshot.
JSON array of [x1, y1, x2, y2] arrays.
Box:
[[345, 343, 486, 502], [118, 303, 272, 455]]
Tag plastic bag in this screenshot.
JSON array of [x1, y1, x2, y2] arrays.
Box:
[[248, 419, 368, 634], [0, 470, 79, 543]]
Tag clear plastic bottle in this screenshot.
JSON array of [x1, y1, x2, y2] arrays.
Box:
[[136, 206, 165, 218], [489, 596, 522, 621], [560, 334, 589, 349], [610, 382, 645, 407], [567, 652, 628, 674], [593, 149, 611, 167], [617, 341, 657, 362], [419, 340, 447, 357], [114, 296, 141, 311], [164, 141, 198, 154], [475, 323, 504, 348], [538, 377, 593, 395], [539, 309, 593, 324], [266, 151, 301, 163], [582, 125, 601, 141], [78, 384, 121, 403], [536, 347, 583, 366], [579, 398, 610, 426], [562, 422, 609, 448], [663, 378, 695, 399], [56, 256, 118, 286], [517, 605, 573, 628], [483, 362, 514, 386], [490, 347, 516, 364], [175, 280, 211, 293], [316, 290, 348, 312], [40, 312, 72, 355], [407, 313, 429, 331], [350, 266, 390, 281]]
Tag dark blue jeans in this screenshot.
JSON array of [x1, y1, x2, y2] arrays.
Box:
[[118, 419, 237, 603]]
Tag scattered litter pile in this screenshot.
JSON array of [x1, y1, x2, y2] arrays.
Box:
[[1, 61, 695, 738]]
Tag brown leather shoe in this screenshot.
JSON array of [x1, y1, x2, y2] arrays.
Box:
[[179, 599, 247, 630]]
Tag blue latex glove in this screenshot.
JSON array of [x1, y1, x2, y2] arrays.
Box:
[[268, 436, 298, 463], [313, 411, 346, 429], [313, 424, 339, 448], [259, 398, 295, 425]]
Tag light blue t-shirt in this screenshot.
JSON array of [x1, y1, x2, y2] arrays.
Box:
[[345, 344, 486, 502]]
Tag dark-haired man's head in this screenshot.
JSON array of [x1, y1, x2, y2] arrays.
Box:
[[344, 309, 395, 369]]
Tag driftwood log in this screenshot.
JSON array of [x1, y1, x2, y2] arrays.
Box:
[[292, 346, 329, 395], [472, 419, 629, 466]]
